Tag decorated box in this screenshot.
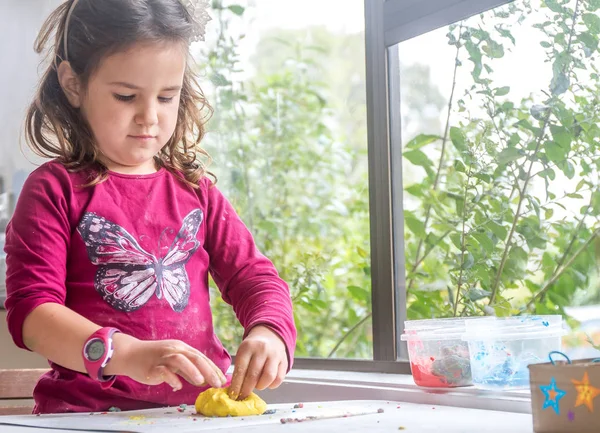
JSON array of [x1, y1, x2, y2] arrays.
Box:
[[529, 356, 600, 433]]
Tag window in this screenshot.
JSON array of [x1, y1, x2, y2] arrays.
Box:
[[0, 0, 375, 363], [3, 0, 597, 373], [392, 0, 600, 359], [199, 0, 372, 360]]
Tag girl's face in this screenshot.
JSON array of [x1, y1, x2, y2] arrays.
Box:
[[63, 42, 186, 174]]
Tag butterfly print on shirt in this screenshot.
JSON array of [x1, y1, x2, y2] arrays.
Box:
[[77, 209, 203, 313]]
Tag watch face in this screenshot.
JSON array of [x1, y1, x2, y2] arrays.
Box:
[[86, 339, 106, 362]]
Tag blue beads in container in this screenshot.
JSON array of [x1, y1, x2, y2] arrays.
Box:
[[462, 315, 565, 390]]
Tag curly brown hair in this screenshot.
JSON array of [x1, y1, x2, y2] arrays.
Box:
[[26, 0, 213, 188]]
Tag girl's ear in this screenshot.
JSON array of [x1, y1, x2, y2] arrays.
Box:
[[57, 61, 82, 108]]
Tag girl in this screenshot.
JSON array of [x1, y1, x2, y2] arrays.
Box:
[[4, 0, 296, 414]]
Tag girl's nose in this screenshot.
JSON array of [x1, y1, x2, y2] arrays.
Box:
[[135, 101, 159, 127]]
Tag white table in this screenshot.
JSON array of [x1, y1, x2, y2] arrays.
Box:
[[0, 400, 533, 432]]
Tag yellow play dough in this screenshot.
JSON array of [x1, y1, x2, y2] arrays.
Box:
[[195, 387, 267, 417]]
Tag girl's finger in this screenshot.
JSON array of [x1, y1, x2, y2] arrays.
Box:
[[229, 349, 252, 400], [163, 353, 205, 387], [185, 350, 225, 388], [153, 365, 183, 391], [238, 353, 266, 400], [255, 358, 279, 391], [268, 361, 287, 390]]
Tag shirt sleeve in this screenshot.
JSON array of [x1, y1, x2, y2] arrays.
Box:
[[4, 163, 73, 350], [202, 180, 297, 368]]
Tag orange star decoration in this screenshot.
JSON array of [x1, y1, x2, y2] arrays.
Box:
[[572, 372, 600, 412]]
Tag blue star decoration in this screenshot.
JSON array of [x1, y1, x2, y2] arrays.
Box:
[[541, 377, 567, 415]]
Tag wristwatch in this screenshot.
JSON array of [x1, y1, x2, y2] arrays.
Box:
[[82, 327, 121, 389]]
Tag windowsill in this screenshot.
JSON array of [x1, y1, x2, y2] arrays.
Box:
[[259, 369, 532, 415]]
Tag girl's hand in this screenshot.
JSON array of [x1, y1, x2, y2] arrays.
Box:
[[109, 335, 227, 391], [228, 325, 288, 400]]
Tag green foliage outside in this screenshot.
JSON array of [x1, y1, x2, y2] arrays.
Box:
[[201, 1, 372, 359], [200, 0, 600, 359], [403, 0, 600, 326]]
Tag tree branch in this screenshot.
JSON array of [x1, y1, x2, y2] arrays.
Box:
[[327, 312, 372, 358], [526, 226, 600, 310], [408, 23, 463, 291], [489, 0, 581, 305], [489, 113, 551, 305]]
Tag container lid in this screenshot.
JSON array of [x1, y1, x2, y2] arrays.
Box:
[[401, 328, 465, 342], [404, 316, 492, 331], [463, 315, 563, 335], [461, 327, 567, 341]]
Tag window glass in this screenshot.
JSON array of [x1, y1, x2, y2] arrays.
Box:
[[396, 0, 600, 359]]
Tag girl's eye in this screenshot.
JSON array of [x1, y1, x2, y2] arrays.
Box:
[[158, 96, 175, 104], [114, 94, 135, 102]]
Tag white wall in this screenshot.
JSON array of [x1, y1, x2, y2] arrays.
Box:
[[0, 0, 62, 369], [0, 0, 61, 198]]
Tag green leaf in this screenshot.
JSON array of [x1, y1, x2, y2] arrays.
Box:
[[525, 279, 540, 293], [566, 193, 584, 199], [405, 212, 427, 238], [497, 27, 516, 45], [492, 295, 512, 317], [483, 40, 505, 58], [454, 159, 467, 173], [550, 71, 570, 96], [545, 0, 563, 13], [592, 190, 600, 215], [405, 184, 423, 197], [530, 105, 549, 121], [450, 127, 468, 152], [508, 133, 521, 147], [583, 13, 600, 34], [227, 5, 246, 16], [550, 125, 572, 149], [403, 149, 433, 167], [462, 252, 475, 270], [514, 119, 540, 134], [454, 195, 465, 216], [579, 32, 599, 54], [473, 232, 495, 253], [311, 299, 328, 309], [347, 285, 370, 302], [509, 246, 528, 263], [505, 246, 528, 279], [495, 86, 510, 96], [545, 141, 566, 163], [487, 221, 507, 240], [538, 168, 556, 180], [540, 41, 552, 48], [542, 252, 555, 274], [257, 220, 280, 237], [559, 160, 575, 179], [497, 147, 523, 165], [405, 134, 441, 150], [467, 287, 492, 301], [450, 233, 463, 250], [588, 0, 600, 11], [474, 267, 492, 288], [356, 247, 368, 259]]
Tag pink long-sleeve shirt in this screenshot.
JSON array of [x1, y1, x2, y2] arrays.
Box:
[[4, 161, 296, 414]]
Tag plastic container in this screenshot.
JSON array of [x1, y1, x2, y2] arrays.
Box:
[[401, 318, 486, 388], [462, 315, 565, 390]]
